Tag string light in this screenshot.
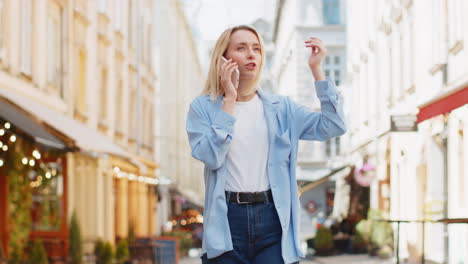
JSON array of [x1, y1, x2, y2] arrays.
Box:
[[46, 172, 52, 179], [22, 158, 28, 165], [9, 135, 16, 142], [113, 167, 120, 173], [4, 122, 10, 129], [29, 159, 35, 166], [0, 159, 3, 167], [2, 145, 7, 151], [32, 150, 41, 159], [0, 141, 3, 147], [0, 129, 4, 136]]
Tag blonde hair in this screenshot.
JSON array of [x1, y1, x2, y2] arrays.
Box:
[[201, 25, 266, 100]]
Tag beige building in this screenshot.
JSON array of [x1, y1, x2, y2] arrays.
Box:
[[0, 0, 159, 259], [345, 0, 467, 263]]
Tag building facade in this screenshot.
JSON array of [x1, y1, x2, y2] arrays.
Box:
[[0, 0, 159, 260], [271, 0, 348, 242], [345, 0, 467, 263], [155, 0, 205, 234]]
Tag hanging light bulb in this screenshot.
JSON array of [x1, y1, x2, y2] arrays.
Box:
[[0, 141, 3, 148], [29, 159, 35, 166], [4, 123, 10, 129], [0, 159, 3, 167], [2, 145, 7, 151], [22, 158, 28, 165], [46, 172, 52, 179], [10, 135, 16, 142], [32, 150, 41, 159], [0, 129, 4, 136]]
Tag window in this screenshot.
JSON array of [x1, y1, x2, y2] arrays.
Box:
[[128, 0, 134, 48], [335, 137, 341, 155], [98, 0, 106, 13], [47, 1, 64, 95], [21, 0, 33, 75], [323, 54, 343, 84], [99, 68, 108, 120], [323, 0, 340, 25], [334, 56, 340, 65], [115, 79, 123, 132], [30, 160, 64, 231], [326, 139, 332, 157], [448, 0, 463, 53], [75, 49, 87, 114], [334, 70, 341, 86], [115, 0, 122, 30], [0, 0, 5, 58]]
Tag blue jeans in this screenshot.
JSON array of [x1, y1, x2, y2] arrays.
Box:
[[201, 191, 299, 264]]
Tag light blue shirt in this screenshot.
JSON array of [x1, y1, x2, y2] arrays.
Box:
[[186, 78, 346, 263]]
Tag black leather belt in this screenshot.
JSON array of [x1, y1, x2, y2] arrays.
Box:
[[226, 189, 273, 204]]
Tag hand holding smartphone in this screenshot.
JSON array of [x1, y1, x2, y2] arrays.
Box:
[[221, 56, 239, 89]]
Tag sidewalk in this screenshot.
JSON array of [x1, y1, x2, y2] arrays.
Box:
[[313, 254, 393, 264], [180, 254, 393, 264]]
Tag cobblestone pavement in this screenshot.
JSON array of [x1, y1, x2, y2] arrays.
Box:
[[180, 254, 394, 264]]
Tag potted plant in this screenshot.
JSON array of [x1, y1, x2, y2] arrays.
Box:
[[69, 211, 82, 264], [26, 240, 48, 264], [115, 239, 129, 264], [314, 227, 334, 256]]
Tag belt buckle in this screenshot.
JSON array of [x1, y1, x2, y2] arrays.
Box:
[[236, 192, 250, 204]]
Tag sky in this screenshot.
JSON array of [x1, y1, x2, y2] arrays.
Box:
[[181, 0, 278, 69]]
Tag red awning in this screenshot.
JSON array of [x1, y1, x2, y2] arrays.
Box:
[[417, 86, 468, 123]]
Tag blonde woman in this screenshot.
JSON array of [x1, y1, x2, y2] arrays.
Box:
[[186, 25, 346, 264]]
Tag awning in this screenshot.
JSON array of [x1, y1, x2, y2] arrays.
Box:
[[298, 165, 351, 195], [0, 88, 129, 159], [0, 98, 66, 150], [417, 86, 468, 123]]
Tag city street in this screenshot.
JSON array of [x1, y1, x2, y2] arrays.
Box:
[[180, 254, 395, 264], [0, 0, 467, 263]]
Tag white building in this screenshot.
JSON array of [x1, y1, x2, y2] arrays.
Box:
[[155, 0, 205, 234], [271, 0, 348, 243], [345, 0, 468, 263]]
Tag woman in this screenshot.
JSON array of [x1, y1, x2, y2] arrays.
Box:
[[186, 25, 346, 264]]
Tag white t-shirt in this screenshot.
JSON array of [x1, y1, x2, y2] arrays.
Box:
[[225, 93, 270, 192]]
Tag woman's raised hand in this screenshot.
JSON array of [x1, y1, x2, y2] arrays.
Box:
[[220, 58, 238, 101]]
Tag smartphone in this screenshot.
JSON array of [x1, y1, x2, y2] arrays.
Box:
[[222, 56, 239, 88]]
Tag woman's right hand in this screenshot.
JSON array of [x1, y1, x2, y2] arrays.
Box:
[[220, 58, 238, 101]]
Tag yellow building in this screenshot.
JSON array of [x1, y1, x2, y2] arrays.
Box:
[[0, 0, 158, 259]]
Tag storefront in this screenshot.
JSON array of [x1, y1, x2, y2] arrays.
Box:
[[416, 86, 468, 263], [0, 98, 70, 260]]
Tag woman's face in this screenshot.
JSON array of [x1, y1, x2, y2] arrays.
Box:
[[224, 29, 262, 81]]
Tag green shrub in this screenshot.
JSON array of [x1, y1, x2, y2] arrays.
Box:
[[94, 239, 113, 264], [115, 239, 129, 263], [69, 211, 82, 264], [26, 240, 48, 264], [314, 227, 334, 256], [101, 242, 113, 264]]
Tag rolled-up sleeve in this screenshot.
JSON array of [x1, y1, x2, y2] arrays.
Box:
[[291, 77, 346, 141], [186, 98, 236, 170]]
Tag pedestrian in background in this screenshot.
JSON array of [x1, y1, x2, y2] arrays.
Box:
[[186, 25, 346, 264]]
